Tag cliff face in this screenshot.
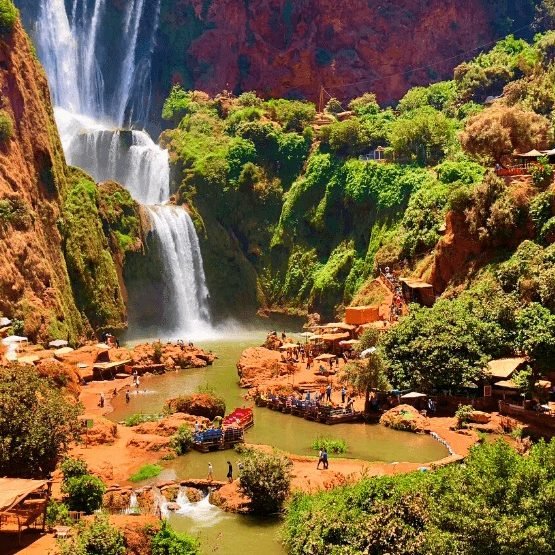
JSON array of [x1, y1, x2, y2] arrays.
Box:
[[0, 19, 131, 341], [152, 0, 534, 116], [0, 20, 85, 341]]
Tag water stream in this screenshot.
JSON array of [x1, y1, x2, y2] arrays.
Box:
[[32, 0, 212, 337]]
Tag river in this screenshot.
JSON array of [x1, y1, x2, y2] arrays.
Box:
[[109, 331, 448, 554]]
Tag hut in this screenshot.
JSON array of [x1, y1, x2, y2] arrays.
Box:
[[399, 278, 435, 307]]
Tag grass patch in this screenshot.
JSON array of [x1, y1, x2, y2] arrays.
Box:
[[129, 464, 163, 483], [311, 436, 348, 454], [123, 413, 162, 427]]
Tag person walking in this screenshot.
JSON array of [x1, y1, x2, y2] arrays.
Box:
[[322, 448, 329, 469], [125, 388, 130, 403], [226, 461, 233, 483], [316, 449, 324, 469], [98, 393, 105, 408], [326, 384, 332, 402], [207, 462, 214, 481], [135, 376, 140, 392], [341, 386, 347, 404]]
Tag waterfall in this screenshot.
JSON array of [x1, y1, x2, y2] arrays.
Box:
[[146, 206, 211, 334], [28, 0, 213, 337]]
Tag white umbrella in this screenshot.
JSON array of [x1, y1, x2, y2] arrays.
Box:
[[2, 335, 28, 344], [360, 347, 376, 358], [400, 391, 427, 399], [49, 339, 69, 348], [0, 317, 12, 327]]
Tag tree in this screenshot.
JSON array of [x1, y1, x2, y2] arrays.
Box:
[[348, 93, 380, 117], [515, 303, 555, 370], [320, 118, 370, 156], [151, 520, 199, 555], [58, 514, 125, 555], [342, 330, 390, 412], [238, 449, 292, 514], [0, 365, 81, 478], [389, 107, 455, 165], [460, 105, 551, 164], [381, 296, 511, 392], [63, 474, 106, 514]]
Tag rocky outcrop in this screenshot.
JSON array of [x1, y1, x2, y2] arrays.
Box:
[[132, 413, 209, 437], [380, 404, 428, 433], [165, 393, 225, 420], [112, 342, 216, 371], [0, 20, 85, 342], [236, 347, 281, 388]]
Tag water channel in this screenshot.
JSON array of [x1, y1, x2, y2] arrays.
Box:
[[109, 331, 448, 554]]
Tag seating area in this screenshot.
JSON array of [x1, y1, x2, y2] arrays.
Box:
[[0, 478, 51, 545]]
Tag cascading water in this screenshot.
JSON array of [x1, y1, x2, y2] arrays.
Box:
[[28, 0, 213, 336]]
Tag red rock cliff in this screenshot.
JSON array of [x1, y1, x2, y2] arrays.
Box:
[[158, 0, 522, 104]]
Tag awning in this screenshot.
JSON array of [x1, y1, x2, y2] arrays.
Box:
[[0, 479, 47, 513], [320, 333, 350, 342], [279, 343, 299, 350], [1, 335, 28, 344], [401, 391, 427, 399], [399, 278, 433, 290], [494, 379, 518, 389], [0, 317, 12, 327], [49, 339, 69, 348], [486, 357, 526, 379], [319, 322, 356, 331], [339, 339, 360, 346], [360, 347, 376, 358], [515, 149, 544, 157], [315, 353, 336, 361], [93, 360, 131, 370]]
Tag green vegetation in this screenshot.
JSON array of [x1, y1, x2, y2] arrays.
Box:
[[0, 365, 81, 478], [311, 436, 347, 454], [151, 520, 199, 555], [123, 413, 162, 427], [0, 109, 13, 141], [170, 425, 194, 455], [45, 500, 72, 527], [238, 448, 293, 514], [0, 0, 17, 36], [165, 391, 226, 419], [58, 514, 125, 555], [283, 439, 555, 555], [63, 474, 105, 513], [455, 404, 474, 429], [61, 170, 126, 332], [129, 464, 163, 483]]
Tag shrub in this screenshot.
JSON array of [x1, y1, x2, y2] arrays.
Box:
[[238, 449, 292, 514], [530, 156, 554, 188], [61, 457, 89, 482], [58, 514, 125, 555], [311, 436, 347, 454], [165, 393, 225, 420], [455, 404, 474, 429], [460, 105, 551, 163], [0, 0, 17, 36], [151, 520, 199, 555], [0, 109, 13, 141], [153, 341, 163, 363], [0, 365, 81, 478], [129, 464, 163, 483], [170, 425, 193, 455], [45, 501, 72, 528], [63, 474, 106, 513], [123, 413, 162, 427]]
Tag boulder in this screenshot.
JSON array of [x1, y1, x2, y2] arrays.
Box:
[[469, 410, 491, 424], [380, 404, 428, 433]]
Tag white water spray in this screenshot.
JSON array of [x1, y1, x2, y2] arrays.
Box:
[[32, 0, 213, 336]]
